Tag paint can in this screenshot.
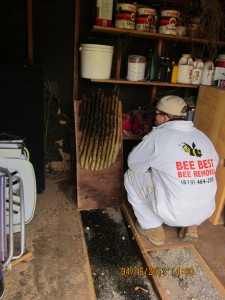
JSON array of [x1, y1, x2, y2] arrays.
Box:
[[158, 9, 180, 35], [115, 3, 136, 30], [127, 55, 146, 81], [135, 6, 157, 32], [95, 0, 114, 27]]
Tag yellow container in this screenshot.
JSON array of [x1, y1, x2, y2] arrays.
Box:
[[171, 62, 178, 83]]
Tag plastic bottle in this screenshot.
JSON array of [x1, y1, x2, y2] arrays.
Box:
[[177, 54, 194, 84], [171, 61, 178, 83], [191, 58, 204, 84], [201, 59, 215, 85]]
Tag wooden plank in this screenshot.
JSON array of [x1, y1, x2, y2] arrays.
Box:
[[116, 39, 122, 80], [146, 244, 225, 300], [73, 0, 80, 100], [191, 245, 225, 299], [2, 252, 33, 271], [74, 100, 124, 210], [122, 201, 193, 252], [121, 203, 169, 300], [91, 78, 199, 88], [194, 86, 225, 225], [27, 0, 33, 63], [122, 203, 225, 299], [78, 211, 97, 300], [92, 26, 225, 46]]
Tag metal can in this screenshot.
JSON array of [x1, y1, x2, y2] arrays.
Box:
[[127, 55, 146, 81], [160, 9, 180, 18], [115, 3, 136, 30], [115, 20, 135, 30], [137, 7, 156, 17], [135, 6, 157, 32], [135, 16, 151, 32], [95, 0, 113, 27], [159, 9, 180, 35]]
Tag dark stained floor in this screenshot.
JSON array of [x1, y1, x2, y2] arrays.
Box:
[[2, 172, 225, 299]]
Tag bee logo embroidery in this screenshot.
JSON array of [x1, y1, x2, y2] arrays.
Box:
[[181, 142, 202, 157]]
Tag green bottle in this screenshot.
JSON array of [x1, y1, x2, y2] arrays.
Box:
[[150, 48, 160, 81], [144, 49, 154, 81]]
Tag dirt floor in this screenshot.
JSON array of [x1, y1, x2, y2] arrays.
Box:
[[1, 172, 225, 299], [2, 172, 96, 300]]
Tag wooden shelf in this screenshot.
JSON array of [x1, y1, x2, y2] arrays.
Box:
[[92, 26, 225, 46], [91, 78, 199, 88]]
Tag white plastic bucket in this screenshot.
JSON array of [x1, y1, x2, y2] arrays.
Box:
[[80, 44, 114, 79]]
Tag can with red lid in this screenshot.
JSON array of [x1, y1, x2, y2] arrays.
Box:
[[95, 0, 114, 27], [135, 6, 157, 32], [158, 9, 180, 35], [115, 3, 137, 30]]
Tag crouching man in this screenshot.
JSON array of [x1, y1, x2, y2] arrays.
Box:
[[124, 95, 219, 245]]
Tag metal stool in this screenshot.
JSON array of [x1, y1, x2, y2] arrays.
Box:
[[0, 158, 36, 268]]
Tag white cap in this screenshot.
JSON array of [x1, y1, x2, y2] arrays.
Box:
[[156, 95, 187, 117]]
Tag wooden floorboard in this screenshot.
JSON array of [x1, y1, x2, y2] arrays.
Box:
[[121, 202, 225, 299]]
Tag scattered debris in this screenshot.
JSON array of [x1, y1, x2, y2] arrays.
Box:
[[149, 247, 222, 300], [134, 286, 149, 293], [81, 208, 159, 300]]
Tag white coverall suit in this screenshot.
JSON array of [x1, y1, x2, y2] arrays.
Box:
[[124, 120, 219, 229]]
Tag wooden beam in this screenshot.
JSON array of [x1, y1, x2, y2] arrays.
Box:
[[73, 0, 80, 100], [2, 252, 33, 271], [27, 0, 33, 63]]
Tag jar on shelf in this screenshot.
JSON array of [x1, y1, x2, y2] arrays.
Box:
[[201, 59, 215, 86], [177, 54, 194, 84], [191, 58, 204, 85]]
